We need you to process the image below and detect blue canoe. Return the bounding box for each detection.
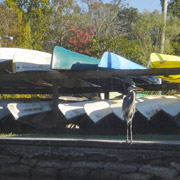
[98,52,161,84]
[98,52,146,70]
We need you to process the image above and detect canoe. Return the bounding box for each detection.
[136,95,180,120]
[0,47,23,71]
[0,102,11,119]
[0,47,53,73]
[0,99,28,119]
[84,101,112,123]
[7,101,52,120]
[13,50,52,73]
[99,52,146,70]
[0,48,23,62]
[51,46,100,70]
[149,53,180,83]
[110,95,180,121]
[161,99,180,117]
[149,53,180,68]
[98,51,161,84]
[109,99,124,120]
[58,101,88,120]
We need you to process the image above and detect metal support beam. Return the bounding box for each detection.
[104,92,109,99]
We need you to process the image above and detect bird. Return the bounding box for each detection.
[122,85,143,144]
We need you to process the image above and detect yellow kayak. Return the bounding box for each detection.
[149,53,180,83]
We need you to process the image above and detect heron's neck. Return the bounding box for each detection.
[129,90,136,98]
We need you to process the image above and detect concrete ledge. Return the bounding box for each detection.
[1,137,180,149]
[0,137,180,180]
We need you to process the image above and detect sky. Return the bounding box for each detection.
[128,0,163,12]
[103,0,171,13]
[0,0,170,13]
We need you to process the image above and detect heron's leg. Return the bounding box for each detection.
[126,122,129,143]
[130,120,133,144]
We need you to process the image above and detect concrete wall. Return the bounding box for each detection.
[0,138,180,180]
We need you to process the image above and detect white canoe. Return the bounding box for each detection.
[110,95,180,121]
[136,95,180,120]
[58,101,88,120]
[0,99,27,119]
[0,47,53,72]
[161,99,180,117]
[13,50,52,73]
[0,48,22,62]
[7,101,52,120]
[0,102,11,119]
[84,101,112,123]
[0,48,46,61]
[110,100,124,120]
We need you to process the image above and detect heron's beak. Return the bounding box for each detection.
[135,87,144,91]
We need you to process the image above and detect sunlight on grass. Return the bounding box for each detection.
[0,133,180,141]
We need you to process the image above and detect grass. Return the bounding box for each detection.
[0,133,180,141]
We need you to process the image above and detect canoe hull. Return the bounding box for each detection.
[99,52,161,84]
[8,101,52,120]
[149,53,180,83]
[51,46,100,70]
[84,101,112,123]
[98,52,146,70]
[13,51,52,73]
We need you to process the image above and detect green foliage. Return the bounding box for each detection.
[130,10,163,65]
[130,10,180,66]
[90,35,143,65]
[168,0,180,18]
[118,7,139,33]
[167,0,180,55]
[1,94,51,99]
[49,0,81,49]
[0,0,31,48]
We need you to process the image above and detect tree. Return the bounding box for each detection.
[117,7,138,34]
[130,10,180,65]
[79,0,128,40]
[90,35,142,64]
[168,0,180,17]
[167,0,180,55]
[48,0,81,50]
[67,25,93,55]
[70,0,129,57]
[5,0,53,51]
[0,0,31,48]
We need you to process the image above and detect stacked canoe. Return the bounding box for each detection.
[0,47,180,133]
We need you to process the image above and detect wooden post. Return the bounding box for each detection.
[52,80,59,129]
[104,91,109,99]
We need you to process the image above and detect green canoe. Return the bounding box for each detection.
[51,46,100,70]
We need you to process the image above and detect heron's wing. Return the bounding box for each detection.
[122,93,135,121]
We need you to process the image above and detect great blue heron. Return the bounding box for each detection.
[122,85,143,144]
